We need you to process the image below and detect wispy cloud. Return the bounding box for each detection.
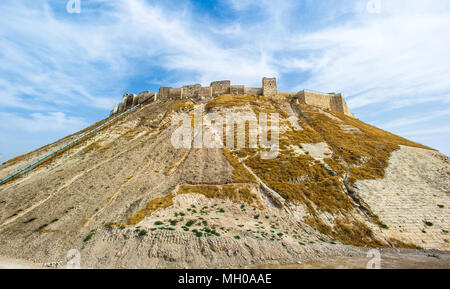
[379,110,450,130]
[0,111,88,133]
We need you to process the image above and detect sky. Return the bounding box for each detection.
[1,0,450,162]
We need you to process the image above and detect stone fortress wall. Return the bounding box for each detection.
[111,77,354,118]
[295,90,354,117]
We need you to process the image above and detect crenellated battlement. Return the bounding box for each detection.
[110,77,354,117]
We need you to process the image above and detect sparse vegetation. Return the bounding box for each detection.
[177,184,263,209]
[83,231,95,242]
[127,194,174,225]
[424,221,434,227]
[185,220,196,227]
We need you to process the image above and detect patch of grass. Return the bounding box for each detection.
[192,229,202,237]
[298,104,429,185]
[127,193,174,225]
[138,229,148,237]
[83,231,95,242]
[170,100,195,113]
[177,184,263,209]
[159,227,175,231]
[23,218,36,224]
[305,216,386,248]
[245,153,354,214]
[185,220,196,227]
[223,148,256,183]
[154,221,164,226]
[424,221,434,227]
[234,236,241,240]
[37,224,48,232]
[82,141,103,154]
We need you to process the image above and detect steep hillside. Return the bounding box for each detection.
[0,94,448,268]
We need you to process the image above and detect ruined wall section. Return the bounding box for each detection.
[211,80,231,97]
[198,87,212,99]
[262,77,277,97]
[182,84,201,99]
[158,87,171,101]
[110,77,353,118]
[169,88,182,99]
[296,90,354,117]
[230,85,245,95]
[244,87,262,96]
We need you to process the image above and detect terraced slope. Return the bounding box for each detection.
[0,94,448,268]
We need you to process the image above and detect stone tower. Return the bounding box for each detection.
[262,77,277,97]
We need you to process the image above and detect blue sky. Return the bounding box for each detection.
[1,0,450,162]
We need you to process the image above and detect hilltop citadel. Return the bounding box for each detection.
[111,77,354,118]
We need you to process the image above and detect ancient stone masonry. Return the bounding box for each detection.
[169,88,182,100]
[231,85,245,95]
[137,91,155,105]
[182,84,201,99]
[110,77,354,117]
[211,80,231,97]
[198,87,212,99]
[295,90,354,117]
[262,77,277,98]
[158,87,171,101]
[244,87,263,96]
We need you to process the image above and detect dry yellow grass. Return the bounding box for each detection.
[298,104,430,184]
[170,100,195,113]
[127,193,174,226]
[206,94,267,110]
[223,148,256,183]
[82,141,103,154]
[304,215,387,248]
[125,182,263,227]
[178,184,263,209]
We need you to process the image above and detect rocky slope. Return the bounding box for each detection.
[0,94,448,268]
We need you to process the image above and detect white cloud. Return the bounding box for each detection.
[379,109,450,130]
[292,3,450,111]
[0,112,88,134]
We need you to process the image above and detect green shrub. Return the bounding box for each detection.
[185,220,196,227]
[83,231,95,242]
